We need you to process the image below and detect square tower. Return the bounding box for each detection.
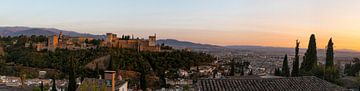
[106,33,114,42]
[148,34,156,47]
[48,35,59,48]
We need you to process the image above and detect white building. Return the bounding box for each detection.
[116,81,128,91]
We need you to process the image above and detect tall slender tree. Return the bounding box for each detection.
[68,57,77,91]
[282,54,290,77]
[51,78,57,91]
[301,34,318,72]
[274,68,279,76]
[274,68,282,76]
[230,58,235,76]
[292,40,300,77]
[325,38,334,68]
[40,81,44,91]
[107,56,113,70]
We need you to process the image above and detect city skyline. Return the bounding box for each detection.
[1,0,360,50]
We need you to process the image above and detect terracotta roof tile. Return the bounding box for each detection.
[196,76,348,91]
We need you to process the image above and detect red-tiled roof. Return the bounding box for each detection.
[196,76,348,91]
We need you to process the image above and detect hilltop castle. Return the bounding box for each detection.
[38,32,160,52]
[101,33,160,52]
[46,32,94,51]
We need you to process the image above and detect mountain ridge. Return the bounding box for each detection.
[0,26,104,39]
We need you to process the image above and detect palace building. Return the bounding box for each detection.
[101,33,160,52]
[38,32,159,52]
[46,32,94,51]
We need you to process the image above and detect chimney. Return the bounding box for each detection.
[105,70,116,91]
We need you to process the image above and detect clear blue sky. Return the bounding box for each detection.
[1,0,360,50]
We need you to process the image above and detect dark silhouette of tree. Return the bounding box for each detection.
[140,72,147,91]
[326,38,334,68]
[51,78,57,91]
[67,56,77,91]
[137,59,148,91]
[240,65,245,76]
[213,68,218,78]
[230,59,235,76]
[84,39,89,44]
[91,39,101,46]
[248,69,253,75]
[292,40,300,77]
[40,81,44,91]
[107,57,113,70]
[95,62,100,78]
[301,34,318,72]
[344,58,360,76]
[282,54,290,77]
[274,68,282,76]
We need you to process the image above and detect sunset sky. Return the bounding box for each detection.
[1,0,360,50]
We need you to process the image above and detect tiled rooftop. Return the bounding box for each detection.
[196,76,348,91]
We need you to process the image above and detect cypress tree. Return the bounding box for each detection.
[68,57,77,91]
[230,59,235,76]
[95,62,99,77]
[138,61,147,91]
[301,34,318,71]
[282,54,290,77]
[40,81,44,91]
[292,40,300,77]
[274,68,283,76]
[51,78,57,91]
[274,68,279,76]
[140,72,147,91]
[107,57,113,70]
[325,38,334,68]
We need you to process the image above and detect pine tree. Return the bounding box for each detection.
[282,54,290,77]
[292,40,300,77]
[301,34,318,72]
[325,38,334,68]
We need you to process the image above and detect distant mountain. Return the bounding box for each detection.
[158,39,360,58]
[157,39,221,49]
[226,45,360,57]
[157,39,240,55]
[0,26,104,39]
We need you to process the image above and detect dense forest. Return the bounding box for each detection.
[0,35,215,90]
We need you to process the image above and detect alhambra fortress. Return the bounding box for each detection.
[34,32,160,52]
[103,33,160,51]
